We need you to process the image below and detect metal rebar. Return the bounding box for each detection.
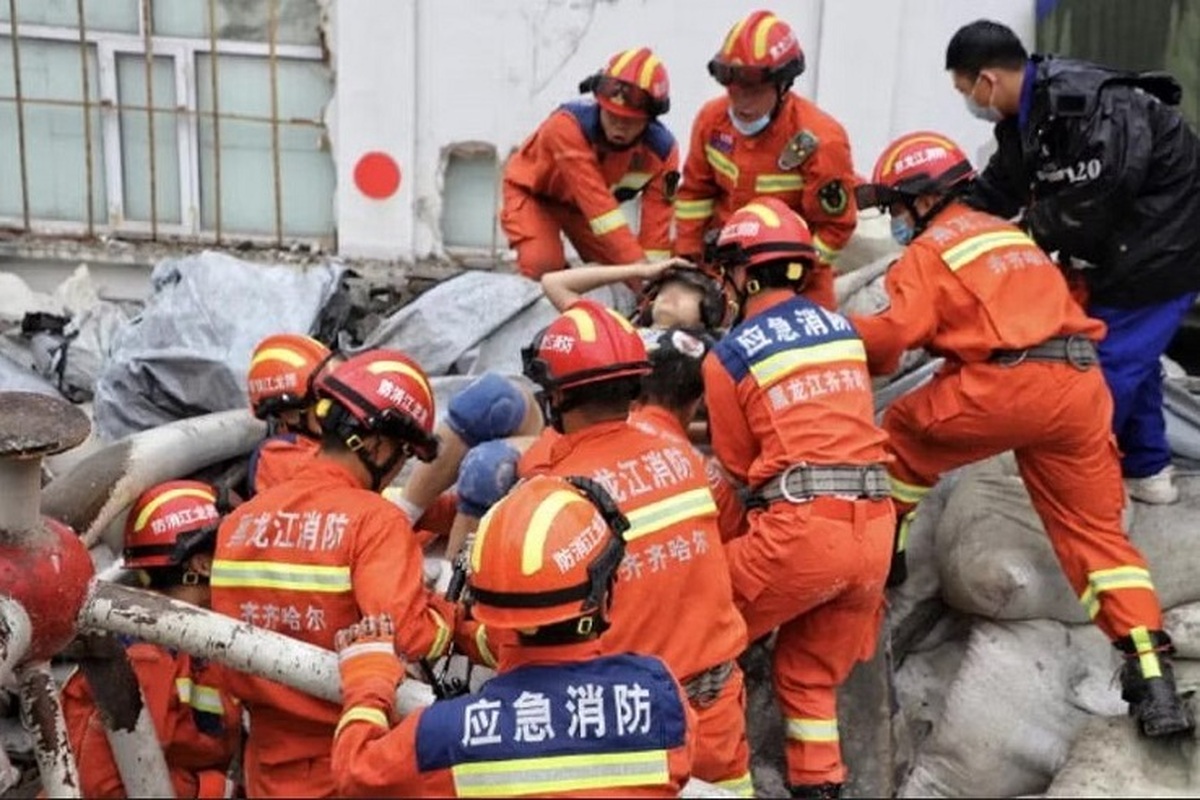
[140,0,158,239]
[18,661,81,798]
[0,93,321,126]
[206,0,222,242]
[267,0,283,247]
[76,0,94,236]
[6,0,30,230]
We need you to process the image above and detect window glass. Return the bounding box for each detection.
[153,0,321,46]
[0,0,139,34]
[117,53,181,224]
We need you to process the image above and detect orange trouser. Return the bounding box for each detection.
[244,740,335,799]
[691,664,753,796]
[884,360,1163,640]
[725,496,893,787]
[502,182,634,279]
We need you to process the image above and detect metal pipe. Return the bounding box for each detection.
[206,0,223,243]
[0,457,41,534]
[76,0,94,236]
[0,93,322,126]
[6,0,30,230]
[0,595,32,687]
[17,661,81,798]
[140,0,158,239]
[267,0,284,247]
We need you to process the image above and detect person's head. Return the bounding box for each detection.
[708,10,805,136]
[521,300,651,433]
[707,197,817,323]
[638,327,714,422]
[468,474,629,647]
[247,333,334,437]
[635,266,727,331]
[945,20,1030,121]
[580,47,670,147]
[855,131,978,245]
[124,480,234,607]
[312,349,440,491]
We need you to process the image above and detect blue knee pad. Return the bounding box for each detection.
[446,372,528,447]
[456,440,521,518]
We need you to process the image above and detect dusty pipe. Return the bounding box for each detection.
[18,661,81,798]
[0,595,32,686]
[42,409,266,548]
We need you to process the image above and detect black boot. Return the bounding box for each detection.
[1116,629,1195,738]
[789,782,842,799]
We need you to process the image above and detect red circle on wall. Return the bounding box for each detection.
[354,151,402,200]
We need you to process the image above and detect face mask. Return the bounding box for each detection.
[890,215,915,246]
[728,106,771,136]
[965,95,1004,123]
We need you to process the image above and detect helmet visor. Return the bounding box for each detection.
[707,60,772,87]
[854,182,903,211]
[594,75,657,115]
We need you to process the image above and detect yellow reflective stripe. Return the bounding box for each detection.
[250,346,308,368]
[476,624,498,668]
[748,339,867,388]
[753,15,781,60]
[888,474,930,505]
[522,489,590,575]
[716,772,755,797]
[452,749,669,797]
[942,231,1034,272]
[335,705,389,738]
[174,678,225,715]
[589,207,629,235]
[675,198,715,221]
[644,250,671,260]
[1078,566,1156,619]
[133,487,215,533]
[614,171,652,191]
[786,717,839,742]
[610,48,641,77]
[625,487,717,542]
[895,510,917,554]
[637,54,661,91]
[705,145,740,183]
[754,173,805,193]
[1130,625,1163,680]
[210,560,352,593]
[364,359,433,398]
[427,607,452,660]
[812,234,840,262]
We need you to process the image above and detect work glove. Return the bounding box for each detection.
[335,614,405,714]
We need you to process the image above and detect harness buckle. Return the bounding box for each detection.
[778,463,813,504]
[1064,334,1093,372]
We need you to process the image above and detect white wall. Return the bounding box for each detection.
[331,0,1035,261]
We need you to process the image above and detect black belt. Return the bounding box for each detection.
[749,463,891,508]
[990,335,1098,370]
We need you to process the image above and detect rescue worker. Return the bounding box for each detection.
[501,47,680,279]
[212,349,487,797]
[851,131,1193,738]
[522,300,753,795]
[702,197,894,798]
[329,474,695,797]
[245,333,333,495]
[945,20,1200,504]
[61,480,241,798]
[675,10,857,311]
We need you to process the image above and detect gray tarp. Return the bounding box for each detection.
[93,251,345,440]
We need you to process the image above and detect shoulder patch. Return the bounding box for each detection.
[640,119,676,162]
[778,129,819,171]
[818,180,849,216]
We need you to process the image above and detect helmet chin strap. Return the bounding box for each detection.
[353,438,409,492]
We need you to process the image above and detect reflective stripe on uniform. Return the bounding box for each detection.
[625,487,718,542]
[786,717,839,743]
[451,749,670,797]
[895,509,917,554]
[888,474,931,506]
[754,173,804,193]
[1130,625,1163,680]
[748,339,866,388]
[427,607,452,660]
[1079,566,1156,619]
[589,208,629,235]
[644,250,671,260]
[335,705,389,738]
[716,772,755,797]
[613,172,653,192]
[175,677,225,715]
[705,145,739,183]
[812,234,840,262]
[941,230,1034,272]
[675,198,715,221]
[209,559,352,593]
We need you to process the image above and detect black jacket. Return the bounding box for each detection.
[965,55,1200,307]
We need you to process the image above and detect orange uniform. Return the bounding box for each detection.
[332,642,694,798]
[525,419,752,794]
[502,101,680,278]
[211,458,465,798]
[703,292,893,787]
[850,203,1165,643]
[674,93,857,310]
[61,643,241,798]
[247,433,319,496]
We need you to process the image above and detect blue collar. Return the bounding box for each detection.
[1018,60,1037,131]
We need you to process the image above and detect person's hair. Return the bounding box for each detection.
[945,20,1029,76]
[750,259,811,291]
[558,376,640,416]
[141,565,191,590]
[640,344,705,412]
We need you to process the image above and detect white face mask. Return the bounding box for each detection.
[728,106,771,137]
[965,94,1004,123]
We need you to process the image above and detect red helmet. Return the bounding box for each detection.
[708,10,805,88]
[469,474,628,631]
[580,47,670,119]
[855,131,977,210]
[708,197,817,279]
[523,300,651,392]
[634,264,729,331]
[247,333,331,419]
[313,349,440,463]
[124,480,225,569]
